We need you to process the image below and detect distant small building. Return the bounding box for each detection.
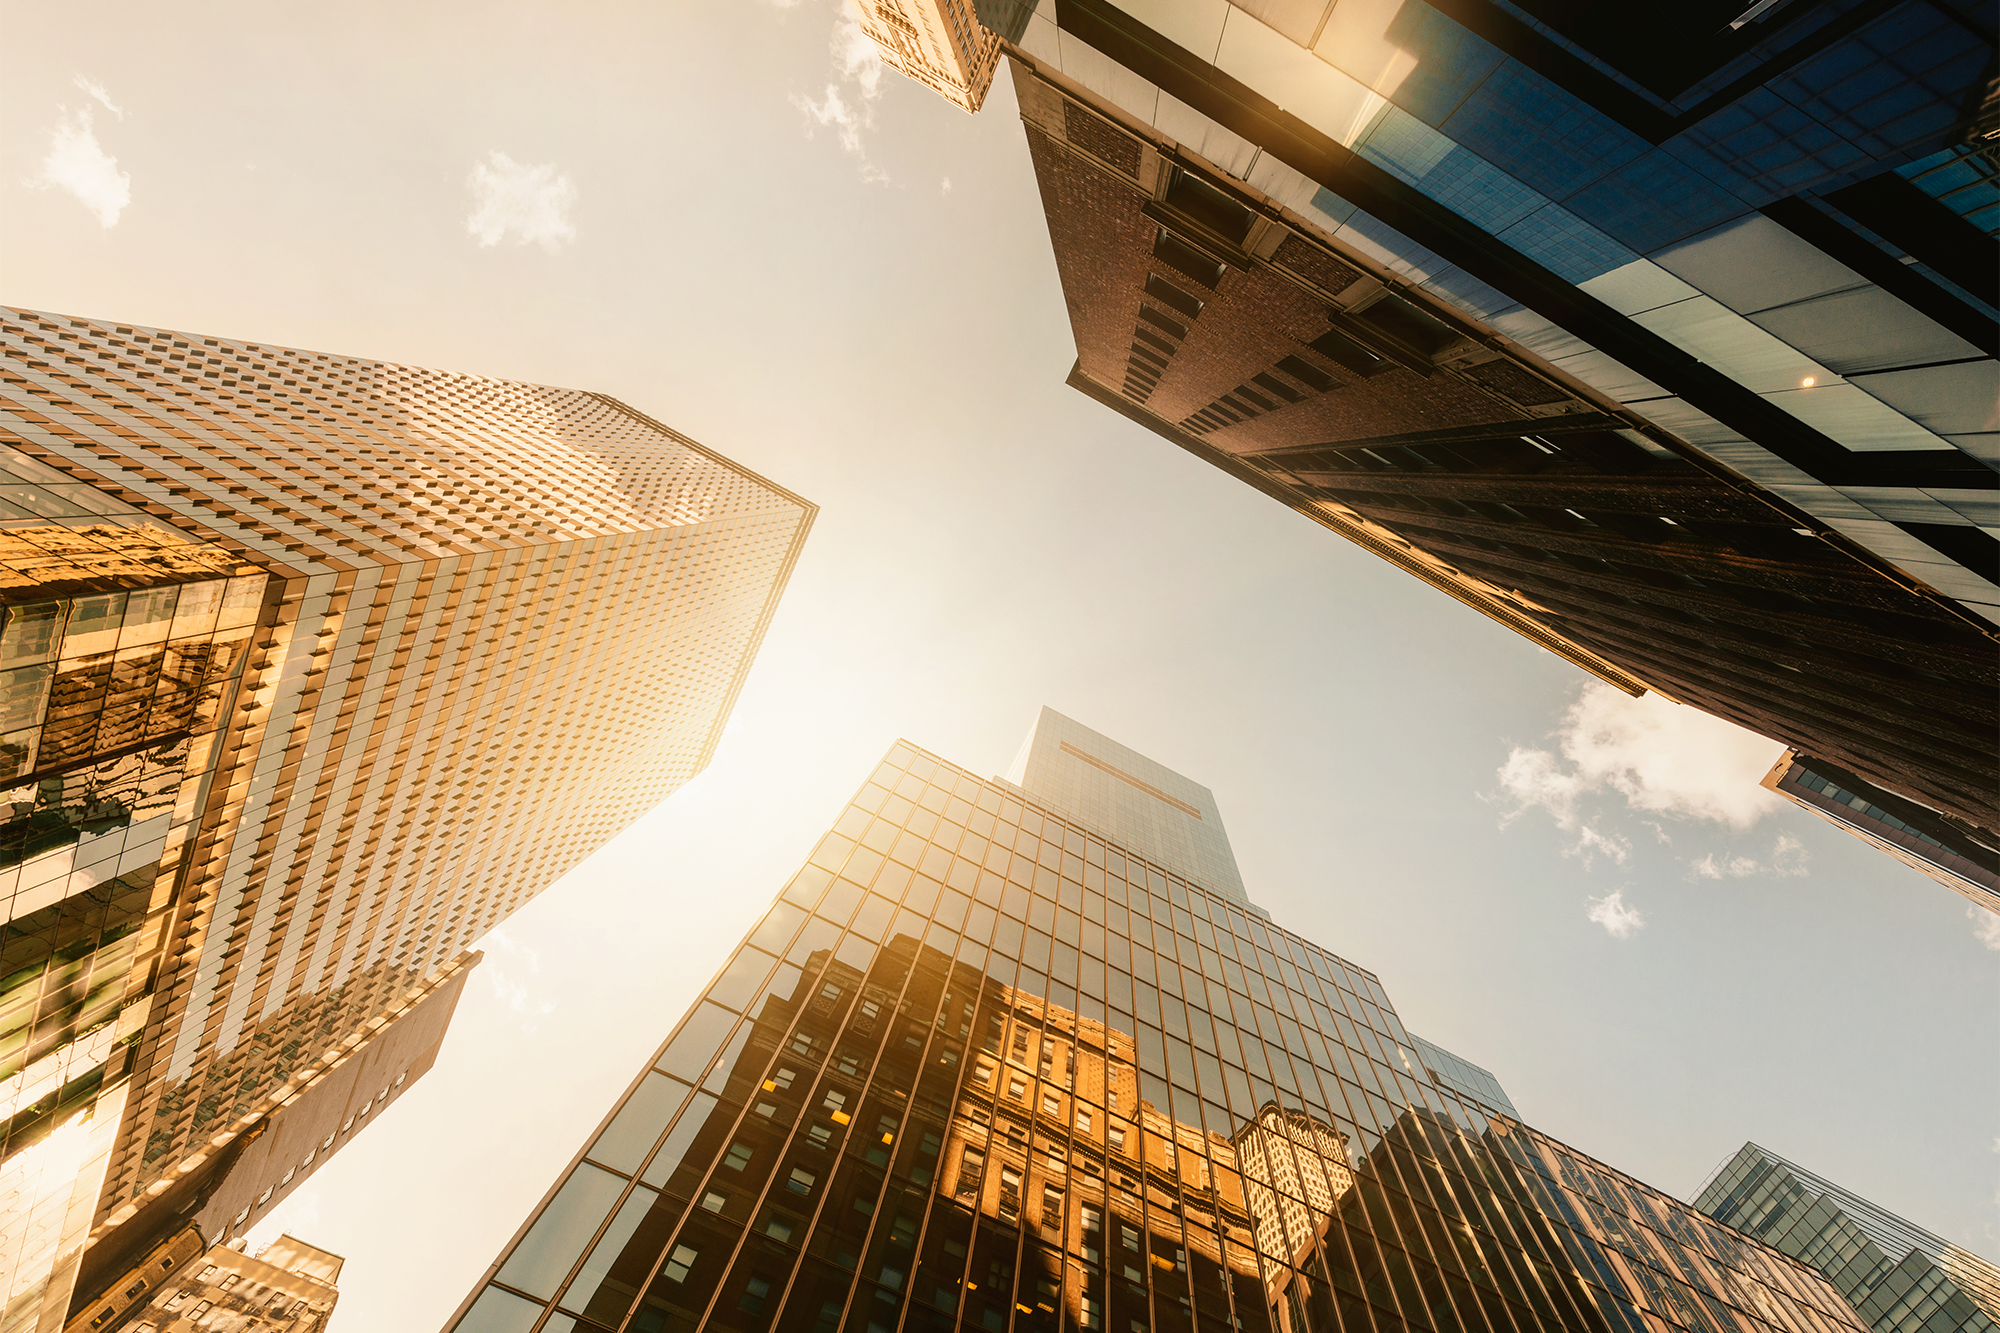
[71,1232,340,1333]
[1761,750,2000,914]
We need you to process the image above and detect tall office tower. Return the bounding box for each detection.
[450,726,1874,1333]
[864,2,2000,878]
[1695,1143,2000,1332]
[1758,750,2000,912]
[0,309,815,1331]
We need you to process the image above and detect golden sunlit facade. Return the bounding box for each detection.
[449,737,1875,1333]
[852,0,1003,113]
[0,309,815,1331]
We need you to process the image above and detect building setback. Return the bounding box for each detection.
[448,722,1877,1333]
[1695,1143,1999,1332]
[863,0,2000,885]
[0,309,815,1330]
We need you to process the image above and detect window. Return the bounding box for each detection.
[664,1245,698,1283]
[788,1167,818,1195]
[220,1275,240,1290]
[823,1090,847,1113]
[1108,1126,1126,1153]
[767,1219,795,1242]
[755,1100,780,1119]
[820,983,842,1003]
[765,1067,797,1092]
[702,1191,727,1212]
[1076,1108,1093,1133]
[1042,1093,1060,1115]
[1009,1077,1027,1099]
[189,1305,213,1319]
[1164,169,1255,243]
[1013,1029,1029,1057]
[723,1142,754,1171]
[808,1123,835,1149]
[1138,306,1189,341]
[740,1277,773,1313]
[1307,327,1388,377]
[1152,230,1224,288]
[959,1148,985,1198]
[860,999,881,1020]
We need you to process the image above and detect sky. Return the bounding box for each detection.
[1,2,1994,1328]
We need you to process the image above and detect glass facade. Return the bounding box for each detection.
[453,739,1873,1333]
[1695,1144,2000,1333]
[1402,1038,1514,1122]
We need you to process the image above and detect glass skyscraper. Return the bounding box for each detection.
[859,0,1999,898]
[450,717,1875,1333]
[0,309,815,1331]
[1695,1143,1999,1333]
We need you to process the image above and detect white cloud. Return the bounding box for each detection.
[1570,826,1631,868]
[942,176,952,195]
[465,152,577,250]
[29,106,130,227]
[1498,682,1787,829]
[793,12,889,181]
[72,76,124,118]
[1585,889,1645,939]
[1971,907,2000,952]
[1690,832,1811,881]
[480,927,558,1033]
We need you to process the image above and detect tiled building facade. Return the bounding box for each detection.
[448,732,1878,1333]
[0,310,815,1331]
[1695,1144,1999,1332]
[859,0,1999,886]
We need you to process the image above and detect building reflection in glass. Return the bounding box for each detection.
[450,742,1872,1333]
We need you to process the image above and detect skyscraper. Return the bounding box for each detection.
[1758,750,1999,912]
[448,718,1876,1333]
[861,2,1999,885]
[1695,1143,1999,1332]
[0,309,815,1330]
